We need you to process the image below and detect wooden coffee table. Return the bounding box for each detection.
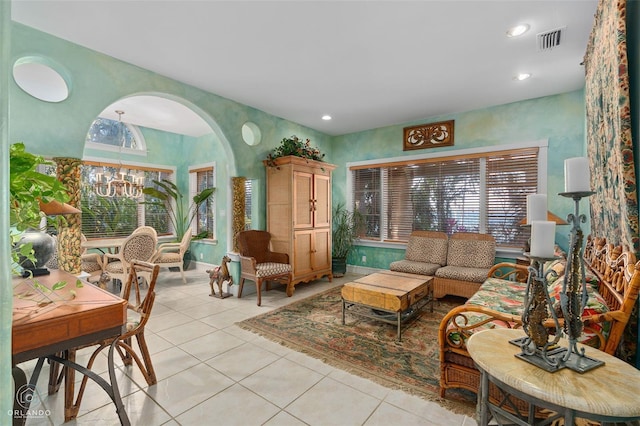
[341,270,433,341]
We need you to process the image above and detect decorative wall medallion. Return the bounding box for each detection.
[403,120,454,151]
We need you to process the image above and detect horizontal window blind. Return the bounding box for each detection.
[385,159,480,241]
[81,163,172,239]
[486,149,538,248]
[349,147,539,245]
[353,168,382,239]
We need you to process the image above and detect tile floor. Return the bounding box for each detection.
[17,267,478,426]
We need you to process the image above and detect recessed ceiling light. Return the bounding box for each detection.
[322,115,332,121]
[506,24,530,38]
[514,73,532,81]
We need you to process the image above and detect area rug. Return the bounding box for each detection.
[237,286,475,416]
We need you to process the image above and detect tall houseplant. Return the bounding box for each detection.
[142,178,214,247]
[10,143,70,274]
[332,202,363,277]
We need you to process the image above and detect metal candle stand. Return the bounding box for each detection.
[513,190,604,373]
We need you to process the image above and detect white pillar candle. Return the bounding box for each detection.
[526,194,547,225]
[530,220,556,258]
[564,157,591,193]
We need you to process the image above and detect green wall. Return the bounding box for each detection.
[9,22,334,265]
[334,90,586,270]
[9,21,588,271]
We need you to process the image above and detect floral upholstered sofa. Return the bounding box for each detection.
[438,235,640,399]
[390,231,496,299]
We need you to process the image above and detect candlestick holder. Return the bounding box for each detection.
[513,190,604,373]
[557,190,603,373]
[512,254,565,372]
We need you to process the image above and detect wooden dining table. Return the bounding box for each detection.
[12,270,130,425]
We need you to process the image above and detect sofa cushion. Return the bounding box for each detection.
[389,260,440,276]
[547,273,608,318]
[446,237,495,268]
[435,265,491,283]
[405,234,448,265]
[451,276,611,348]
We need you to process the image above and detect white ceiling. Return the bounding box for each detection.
[11,1,598,137]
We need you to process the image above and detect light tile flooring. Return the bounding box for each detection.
[17,267,477,426]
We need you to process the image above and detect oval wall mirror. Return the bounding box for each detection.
[13,57,70,103]
[241,121,262,146]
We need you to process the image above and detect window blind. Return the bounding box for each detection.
[349,147,539,245]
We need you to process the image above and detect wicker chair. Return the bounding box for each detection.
[236,230,293,306]
[152,232,191,284]
[80,234,104,283]
[48,261,160,421]
[104,231,157,287]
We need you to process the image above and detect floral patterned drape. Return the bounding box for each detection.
[584,0,637,255]
[584,0,637,364]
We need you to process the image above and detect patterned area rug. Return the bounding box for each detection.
[237,286,475,416]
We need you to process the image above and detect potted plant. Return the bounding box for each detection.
[265,135,325,167]
[332,202,364,277]
[142,179,214,269]
[10,142,71,275]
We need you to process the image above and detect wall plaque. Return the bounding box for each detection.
[403,120,454,151]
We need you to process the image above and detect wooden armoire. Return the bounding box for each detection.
[264,156,336,287]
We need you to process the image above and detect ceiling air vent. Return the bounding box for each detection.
[537,27,565,51]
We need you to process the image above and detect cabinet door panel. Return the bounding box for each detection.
[314,174,331,228]
[293,230,313,276]
[312,228,331,271]
[293,172,313,229]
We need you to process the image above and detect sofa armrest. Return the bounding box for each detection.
[487,262,528,282]
[439,304,523,354]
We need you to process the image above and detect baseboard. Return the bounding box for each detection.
[347,265,384,275]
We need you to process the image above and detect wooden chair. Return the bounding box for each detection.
[236,230,293,306]
[152,232,191,284]
[48,261,160,421]
[103,231,157,287]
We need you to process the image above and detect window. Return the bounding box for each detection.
[85,117,146,154]
[189,165,215,239]
[81,162,172,238]
[350,146,542,248]
[244,179,253,230]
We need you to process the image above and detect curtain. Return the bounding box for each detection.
[584,0,637,254]
[584,0,637,364]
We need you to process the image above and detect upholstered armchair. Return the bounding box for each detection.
[236,230,293,306]
[151,232,191,284]
[104,231,157,286]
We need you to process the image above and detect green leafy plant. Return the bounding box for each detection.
[266,135,325,166]
[10,142,70,273]
[142,179,215,241]
[332,202,364,259]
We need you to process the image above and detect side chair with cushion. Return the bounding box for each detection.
[152,232,192,284]
[104,231,157,287]
[132,225,158,240]
[80,234,104,283]
[236,230,293,306]
[48,260,160,422]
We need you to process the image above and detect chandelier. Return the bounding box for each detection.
[93,110,145,199]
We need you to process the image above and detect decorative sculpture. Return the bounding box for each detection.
[207,255,232,299]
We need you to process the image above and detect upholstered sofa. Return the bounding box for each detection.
[390,231,496,299]
[438,235,640,401]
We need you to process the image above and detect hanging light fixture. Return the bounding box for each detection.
[93,110,144,199]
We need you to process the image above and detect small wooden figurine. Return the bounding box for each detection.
[207,255,232,298]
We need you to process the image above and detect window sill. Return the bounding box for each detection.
[354,240,523,261]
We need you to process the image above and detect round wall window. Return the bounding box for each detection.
[13,56,70,103]
[241,122,262,146]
